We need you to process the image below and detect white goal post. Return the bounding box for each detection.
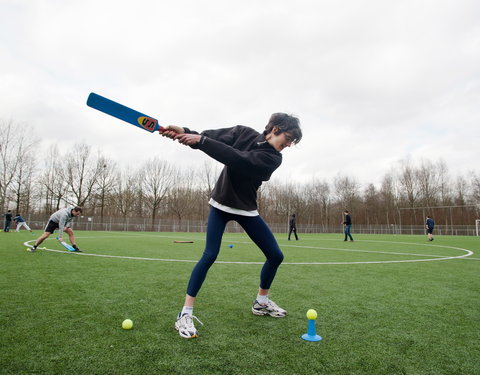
[476,219,480,237]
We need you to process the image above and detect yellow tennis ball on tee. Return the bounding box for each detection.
[122,319,133,330]
[306,309,317,320]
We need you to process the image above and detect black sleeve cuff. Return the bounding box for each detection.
[189,135,206,149]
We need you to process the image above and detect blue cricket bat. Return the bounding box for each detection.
[86,93,164,133]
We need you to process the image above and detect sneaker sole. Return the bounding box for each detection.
[251,308,287,318]
[175,323,199,339]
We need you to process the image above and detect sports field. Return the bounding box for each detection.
[1,231,479,375]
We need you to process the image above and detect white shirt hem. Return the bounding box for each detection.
[209,198,259,217]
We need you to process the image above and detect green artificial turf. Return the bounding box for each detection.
[1,231,479,374]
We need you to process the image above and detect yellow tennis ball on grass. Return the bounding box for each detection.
[122,319,133,330]
[306,309,317,320]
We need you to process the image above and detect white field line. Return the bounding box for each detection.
[41,234,475,259]
[23,237,475,265]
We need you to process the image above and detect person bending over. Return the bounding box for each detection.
[30,206,83,252]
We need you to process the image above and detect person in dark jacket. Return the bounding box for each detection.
[425,216,435,241]
[288,213,299,240]
[342,210,354,242]
[3,210,13,232]
[161,113,302,339]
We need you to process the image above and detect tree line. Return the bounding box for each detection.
[1,120,479,230]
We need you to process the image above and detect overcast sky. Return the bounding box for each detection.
[1,0,479,187]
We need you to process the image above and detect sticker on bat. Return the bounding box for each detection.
[137,116,158,132]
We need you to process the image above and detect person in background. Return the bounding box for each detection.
[30,206,83,252]
[342,210,354,242]
[3,210,13,232]
[13,214,33,233]
[288,213,299,240]
[425,215,435,241]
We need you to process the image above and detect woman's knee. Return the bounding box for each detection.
[269,250,284,266]
[199,251,218,266]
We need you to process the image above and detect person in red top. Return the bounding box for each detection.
[161,113,302,339]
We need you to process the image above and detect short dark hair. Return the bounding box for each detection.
[263,113,302,144]
[73,206,83,213]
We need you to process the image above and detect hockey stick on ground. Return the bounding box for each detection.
[56,237,75,252]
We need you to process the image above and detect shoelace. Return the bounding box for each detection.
[266,300,286,313]
[181,314,204,327]
[267,300,280,310]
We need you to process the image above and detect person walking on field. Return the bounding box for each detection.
[288,213,299,240]
[161,113,302,339]
[343,210,354,242]
[13,214,33,233]
[29,206,83,252]
[3,210,13,232]
[425,216,435,241]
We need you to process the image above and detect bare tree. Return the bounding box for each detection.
[470,172,480,206]
[113,167,140,225]
[363,183,381,225]
[397,159,420,224]
[94,155,117,221]
[263,182,291,217]
[168,169,197,226]
[11,151,36,214]
[302,178,331,227]
[454,175,468,206]
[0,120,37,211]
[471,172,480,221]
[191,161,220,220]
[63,142,103,206]
[289,184,309,218]
[5,126,38,214]
[416,159,441,208]
[334,175,360,210]
[437,160,451,205]
[380,173,398,225]
[41,145,70,212]
[140,157,174,228]
[314,180,331,226]
[4,121,480,230]
[199,161,219,199]
[0,121,15,210]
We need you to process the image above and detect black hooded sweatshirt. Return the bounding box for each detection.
[186,125,282,211]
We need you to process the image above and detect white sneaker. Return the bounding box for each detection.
[175,313,203,339]
[252,299,287,318]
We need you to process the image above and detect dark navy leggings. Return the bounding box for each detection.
[186,206,284,297]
